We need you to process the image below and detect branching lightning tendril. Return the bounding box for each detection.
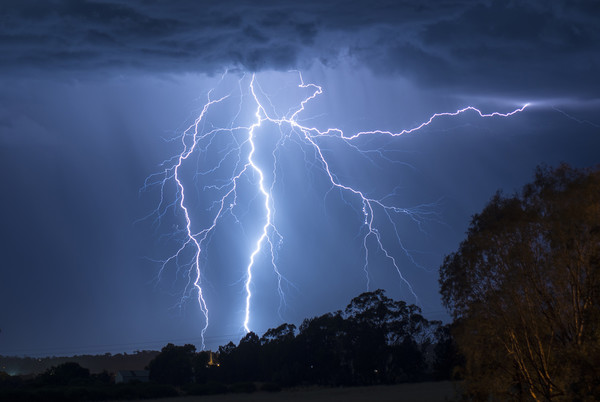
[143,71,528,348]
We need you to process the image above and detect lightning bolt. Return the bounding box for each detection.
[143,70,528,348]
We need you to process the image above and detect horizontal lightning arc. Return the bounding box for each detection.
[334,104,529,140]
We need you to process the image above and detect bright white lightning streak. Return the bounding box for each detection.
[169,92,230,350]
[243,78,272,333]
[146,71,528,345]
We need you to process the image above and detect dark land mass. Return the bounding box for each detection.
[0,351,158,376]
[135,382,458,402]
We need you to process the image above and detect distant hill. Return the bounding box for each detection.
[0,350,159,376]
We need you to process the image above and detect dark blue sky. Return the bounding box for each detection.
[0,0,599,356]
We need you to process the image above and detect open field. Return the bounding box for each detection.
[135,381,458,402]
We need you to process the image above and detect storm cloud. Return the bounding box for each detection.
[1,0,598,97]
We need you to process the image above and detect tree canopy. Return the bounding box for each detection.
[145,289,447,387]
[440,164,600,401]
[147,343,196,386]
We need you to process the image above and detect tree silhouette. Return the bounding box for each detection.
[39,362,90,386]
[297,312,350,385]
[148,343,196,385]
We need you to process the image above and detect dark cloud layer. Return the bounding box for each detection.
[1,0,598,97]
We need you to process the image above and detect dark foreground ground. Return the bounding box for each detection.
[128,381,458,402]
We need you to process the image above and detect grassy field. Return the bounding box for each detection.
[137,381,459,402]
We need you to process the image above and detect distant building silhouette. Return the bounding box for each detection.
[115,370,149,383]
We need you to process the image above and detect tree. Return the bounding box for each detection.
[432,323,463,381]
[148,343,196,385]
[39,362,90,386]
[216,332,262,382]
[233,331,261,381]
[440,164,600,401]
[260,323,298,385]
[297,312,350,385]
[260,323,296,345]
[192,351,212,384]
[344,289,437,383]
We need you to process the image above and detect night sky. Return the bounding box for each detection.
[1,0,599,356]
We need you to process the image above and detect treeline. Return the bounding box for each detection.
[0,289,459,401]
[0,350,158,376]
[0,362,177,402]
[149,289,458,389]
